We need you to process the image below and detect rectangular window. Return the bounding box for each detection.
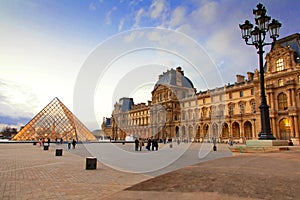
[276,58,284,71]
[240,91,243,97]
[251,88,254,95]
[298,75,300,83]
[229,92,232,99]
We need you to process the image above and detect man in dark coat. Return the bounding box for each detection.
[134,138,139,151]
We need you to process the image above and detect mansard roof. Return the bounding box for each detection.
[154,67,195,89]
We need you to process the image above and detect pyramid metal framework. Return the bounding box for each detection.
[12,97,96,141]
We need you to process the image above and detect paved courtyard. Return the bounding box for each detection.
[0,143,149,200]
[0,142,299,200]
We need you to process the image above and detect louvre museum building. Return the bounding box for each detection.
[102,33,300,144]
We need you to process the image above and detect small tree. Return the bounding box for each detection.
[0,127,18,139]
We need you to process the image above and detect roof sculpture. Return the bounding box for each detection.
[12,97,96,141]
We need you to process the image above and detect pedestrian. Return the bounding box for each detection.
[47,138,50,146]
[134,138,139,151]
[151,139,155,151]
[147,138,151,151]
[72,139,77,149]
[139,138,143,151]
[68,139,71,150]
[154,139,158,151]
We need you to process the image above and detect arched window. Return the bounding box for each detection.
[202,108,207,118]
[276,58,284,71]
[278,93,288,110]
[240,91,243,97]
[240,103,245,114]
[251,102,256,113]
[228,105,234,116]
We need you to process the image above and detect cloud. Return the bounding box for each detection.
[132,8,144,28]
[118,18,125,31]
[169,6,186,28]
[89,2,97,11]
[0,79,38,119]
[150,0,165,19]
[105,6,117,25]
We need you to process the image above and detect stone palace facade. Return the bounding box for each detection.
[102,33,300,143]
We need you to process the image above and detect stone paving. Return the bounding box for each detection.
[114,147,300,200]
[0,143,150,200]
[0,142,299,200]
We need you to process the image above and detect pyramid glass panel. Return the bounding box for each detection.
[12,97,96,141]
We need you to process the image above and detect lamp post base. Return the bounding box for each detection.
[258,132,276,140]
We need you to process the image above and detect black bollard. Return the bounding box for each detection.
[55,149,63,156]
[86,157,97,170]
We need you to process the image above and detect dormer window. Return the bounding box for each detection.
[278,79,284,86]
[276,58,284,72]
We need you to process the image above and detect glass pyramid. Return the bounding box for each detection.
[12,97,96,141]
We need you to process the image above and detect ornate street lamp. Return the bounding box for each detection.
[239,3,281,140]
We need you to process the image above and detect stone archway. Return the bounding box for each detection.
[232,122,240,139]
[203,124,209,139]
[196,125,201,142]
[188,125,193,141]
[222,123,229,139]
[244,121,252,139]
[176,126,180,138]
[182,126,186,138]
[279,118,291,140]
[212,123,218,138]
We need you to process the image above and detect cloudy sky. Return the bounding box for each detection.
[0,0,299,130]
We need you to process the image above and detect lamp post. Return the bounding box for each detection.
[239,3,281,140]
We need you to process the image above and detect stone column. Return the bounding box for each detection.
[270,92,274,110]
[293,115,299,141]
[291,89,296,107]
[290,116,295,138]
[271,117,277,139]
[288,89,293,107]
[252,119,256,138]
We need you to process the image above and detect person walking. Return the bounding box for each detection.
[154,139,158,151]
[147,138,152,151]
[139,138,143,151]
[134,138,139,151]
[68,139,71,150]
[72,139,77,149]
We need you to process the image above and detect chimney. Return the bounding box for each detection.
[236,74,245,83]
[247,72,254,81]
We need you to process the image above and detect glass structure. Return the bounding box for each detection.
[12,97,96,141]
